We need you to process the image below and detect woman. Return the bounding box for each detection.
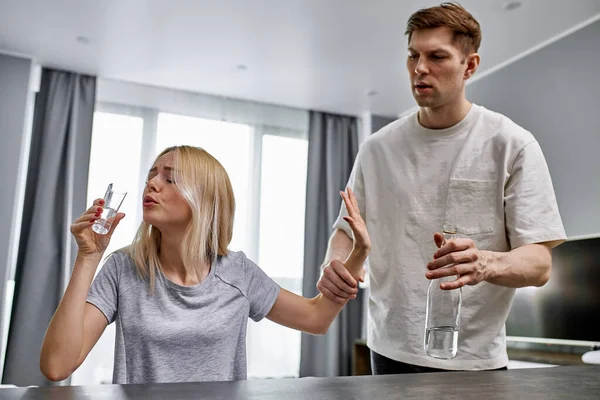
[40,145,370,384]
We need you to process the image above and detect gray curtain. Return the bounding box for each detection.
[2,69,96,386]
[300,110,362,377]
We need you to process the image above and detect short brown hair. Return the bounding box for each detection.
[405,2,482,55]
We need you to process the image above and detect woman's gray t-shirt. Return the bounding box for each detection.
[86,250,280,384]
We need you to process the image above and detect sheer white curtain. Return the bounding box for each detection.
[71,79,308,384]
[249,131,308,378]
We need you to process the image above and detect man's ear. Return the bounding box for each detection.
[464,53,480,80]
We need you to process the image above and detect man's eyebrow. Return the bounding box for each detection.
[408,47,450,54]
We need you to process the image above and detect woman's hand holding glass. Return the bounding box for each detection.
[70,198,125,257]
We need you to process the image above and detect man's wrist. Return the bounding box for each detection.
[482,250,501,282]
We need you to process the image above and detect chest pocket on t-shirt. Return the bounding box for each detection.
[444,179,496,235]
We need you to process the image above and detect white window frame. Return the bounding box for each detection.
[95,101,307,263]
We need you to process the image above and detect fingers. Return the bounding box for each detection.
[426,262,468,280]
[74,212,99,224]
[347,187,359,210]
[317,262,359,302]
[434,232,444,248]
[75,200,105,222]
[319,273,357,300]
[72,199,109,235]
[434,238,473,259]
[340,188,369,249]
[340,190,353,217]
[72,203,104,232]
[321,279,356,301]
[340,188,359,218]
[86,198,105,213]
[330,260,359,288]
[427,250,477,271]
[317,282,349,304]
[440,274,472,290]
[70,220,96,234]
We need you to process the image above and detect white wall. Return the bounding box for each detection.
[96,78,308,134]
[466,19,600,239]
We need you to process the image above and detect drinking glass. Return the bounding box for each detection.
[91,183,127,235]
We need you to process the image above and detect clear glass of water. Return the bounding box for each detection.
[91,183,127,235]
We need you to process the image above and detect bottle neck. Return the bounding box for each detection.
[442,232,456,244]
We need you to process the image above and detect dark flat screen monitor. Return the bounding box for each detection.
[506,236,600,343]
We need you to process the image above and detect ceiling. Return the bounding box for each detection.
[1,0,600,117]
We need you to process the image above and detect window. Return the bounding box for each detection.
[247,134,308,378]
[155,113,253,252]
[258,134,308,282]
[72,111,145,385]
[86,112,144,258]
[72,102,308,384]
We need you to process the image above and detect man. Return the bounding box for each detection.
[318,2,566,374]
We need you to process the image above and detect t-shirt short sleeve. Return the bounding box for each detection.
[504,141,567,248]
[87,253,121,323]
[243,254,280,322]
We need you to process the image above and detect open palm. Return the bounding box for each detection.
[341,188,371,252]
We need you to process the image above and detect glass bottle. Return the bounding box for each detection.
[424,224,461,359]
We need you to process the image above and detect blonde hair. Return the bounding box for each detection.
[128,145,235,291]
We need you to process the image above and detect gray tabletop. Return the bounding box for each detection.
[2,365,599,399]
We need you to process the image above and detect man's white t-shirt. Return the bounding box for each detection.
[333,104,566,370]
